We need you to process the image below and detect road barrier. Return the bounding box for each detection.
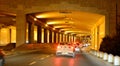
[103,53,108,61]
[90,50,120,66]
[114,56,120,65]
[99,52,103,58]
[108,54,114,63]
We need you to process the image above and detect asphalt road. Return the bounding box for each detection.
[4,52,95,66]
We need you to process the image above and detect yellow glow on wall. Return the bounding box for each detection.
[26,24,28,43]
[54,26,71,28]
[56,33,58,43]
[91,16,105,50]
[11,27,16,43]
[41,28,44,43]
[47,30,49,43]
[36,15,47,18]
[34,26,37,42]
[47,21,73,25]
[52,32,54,43]
[0,28,10,46]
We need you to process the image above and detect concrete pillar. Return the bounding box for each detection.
[66,34,68,42]
[64,34,66,42]
[59,33,62,43]
[63,34,65,42]
[56,33,58,43]
[97,26,100,50]
[9,29,12,43]
[44,28,47,43]
[58,33,60,43]
[41,28,44,43]
[54,32,56,43]
[37,25,42,43]
[61,33,63,42]
[105,15,110,36]
[28,22,34,43]
[16,11,26,47]
[69,35,71,42]
[49,30,52,43]
[47,30,49,43]
[67,34,69,42]
[52,31,54,43]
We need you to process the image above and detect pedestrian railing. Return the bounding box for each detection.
[89,50,120,66]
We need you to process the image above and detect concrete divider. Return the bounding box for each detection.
[89,50,120,66]
[83,51,113,66]
[108,54,114,63]
[94,51,97,56]
[103,53,108,61]
[97,51,100,57]
[99,52,103,58]
[114,56,120,65]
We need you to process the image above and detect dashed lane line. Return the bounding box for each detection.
[40,57,45,60]
[46,55,50,58]
[29,61,36,65]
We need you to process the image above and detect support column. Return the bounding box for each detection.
[9,29,12,43]
[47,30,49,43]
[58,33,60,43]
[44,28,47,43]
[59,33,62,43]
[41,28,44,43]
[65,34,67,42]
[52,31,54,43]
[67,34,69,42]
[37,25,42,43]
[28,22,34,44]
[61,33,63,42]
[54,32,56,43]
[16,11,26,47]
[63,34,65,42]
[49,30,52,43]
[56,33,58,43]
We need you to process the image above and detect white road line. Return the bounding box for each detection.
[40,58,44,60]
[46,55,50,57]
[29,61,36,65]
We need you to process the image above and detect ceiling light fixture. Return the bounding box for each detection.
[34,18,37,21]
[45,24,48,27]
[53,27,55,30]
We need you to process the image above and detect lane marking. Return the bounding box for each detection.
[40,58,44,60]
[46,55,50,58]
[29,61,36,65]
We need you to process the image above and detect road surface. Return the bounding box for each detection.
[4,51,96,66]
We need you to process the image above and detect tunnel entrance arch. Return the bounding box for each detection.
[25,2,109,50]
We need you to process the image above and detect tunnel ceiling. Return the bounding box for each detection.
[32,11,104,35]
[0,11,16,27]
[0,10,104,36]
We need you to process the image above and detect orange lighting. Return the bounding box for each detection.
[53,28,55,30]
[34,18,37,21]
[45,24,48,27]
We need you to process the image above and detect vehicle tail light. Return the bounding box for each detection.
[69,46,73,49]
[71,47,73,49]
